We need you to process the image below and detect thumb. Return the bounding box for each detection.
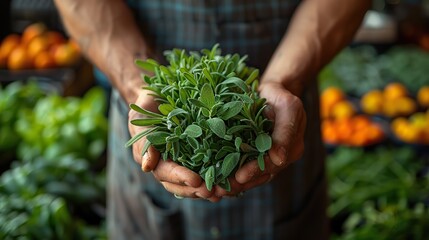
[260,83,306,167]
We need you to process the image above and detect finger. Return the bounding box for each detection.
[161,182,215,199]
[241,174,271,192]
[152,160,202,187]
[141,145,160,172]
[269,96,304,167]
[235,157,268,184]
[214,178,244,197]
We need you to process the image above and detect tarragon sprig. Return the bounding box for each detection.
[126,44,272,191]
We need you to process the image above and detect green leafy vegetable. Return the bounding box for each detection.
[129,44,272,191]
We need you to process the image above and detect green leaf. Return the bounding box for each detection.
[235,137,242,152]
[257,153,265,171]
[206,118,226,138]
[255,133,272,152]
[184,124,202,138]
[188,99,210,110]
[205,166,215,191]
[219,101,243,120]
[240,143,257,152]
[191,153,205,163]
[203,68,214,84]
[187,137,199,149]
[217,178,231,192]
[182,71,198,85]
[158,103,174,116]
[135,59,158,72]
[220,77,248,93]
[245,69,259,85]
[146,132,170,145]
[200,83,215,108]
[141,140,151,156]
[130,104,163,118]
[179,88,188,105]
[167,108,188,119]
[227,125,251,134]
[130,118,163,126]
[159,65,173,77]
[215,148,229,160]
[125,127,158,147]
[221,152,240,177]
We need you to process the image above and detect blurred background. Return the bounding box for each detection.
[0,0,429,239]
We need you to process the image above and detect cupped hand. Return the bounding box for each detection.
[128,90,221,202]
[215,81,307,197]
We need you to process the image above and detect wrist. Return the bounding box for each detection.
[261,72,306,97]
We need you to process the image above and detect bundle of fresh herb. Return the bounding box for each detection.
[127,44,272,191]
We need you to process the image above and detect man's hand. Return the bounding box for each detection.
[215,81,307,197]
[128,91,221,202]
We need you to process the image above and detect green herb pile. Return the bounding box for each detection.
[128,45,272,191]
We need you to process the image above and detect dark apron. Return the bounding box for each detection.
[107,1,328,239]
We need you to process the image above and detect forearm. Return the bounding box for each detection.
[53,0,152,103]
[263,0,371,96]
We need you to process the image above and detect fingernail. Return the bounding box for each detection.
[141,154,149,171]
[184,181,191,187]
[274,147,287,167]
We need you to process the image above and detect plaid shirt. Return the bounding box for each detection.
[107,1,328,239]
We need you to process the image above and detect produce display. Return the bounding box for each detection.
[320,87,386,147]
[15,87,108,162]
[328,146,429,240]
[360,82,420,118]
[0,23,81,70]
[0,82,108,239]
[322,45,429,240]
[0,81,46,153]
[128,45,272,191]
[322,115,385,147]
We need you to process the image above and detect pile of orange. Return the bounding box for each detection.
[391,111,429,145]
[0,23,81,70]
[360,83,418,118]
[322,115,385,147]
[320,87,356,119]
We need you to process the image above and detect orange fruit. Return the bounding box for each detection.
[0,34,21,59]
[321,87,345,107]
[354,115,371,131]
[417,86,429,108]
[34,51,56,69]
[391,117,408,133]
[361,90,384,115]
[7,46,31,70]
[322,120,339,144]
[27,36,50,60]
[22,23,47,46]
[331,101,356,119]
[320,87,346,119]
[383,82,409,100]
[45,31,66,46]
[396,97,417,116]
[53,42,80,67]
